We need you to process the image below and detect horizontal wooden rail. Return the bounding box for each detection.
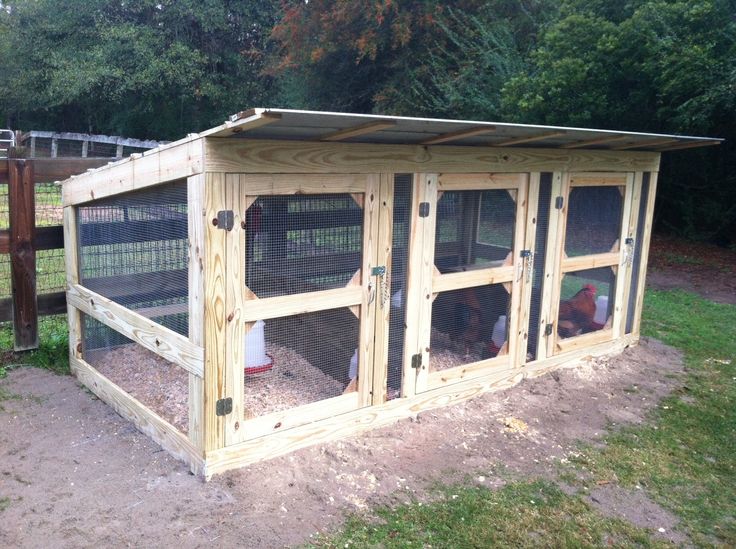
[0,157,113,183]
[67,283,204,377]
[0,291,66,322]
[0,225,64,254]
[241,286,362,322]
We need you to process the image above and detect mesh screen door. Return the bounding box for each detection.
[550,173,634,355]
[412,173,529,393]
[224,174,384,443]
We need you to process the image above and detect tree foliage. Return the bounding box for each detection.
[0,0,733,241]
[0,0,280,138]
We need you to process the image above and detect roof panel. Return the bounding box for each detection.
[198,108,722,151]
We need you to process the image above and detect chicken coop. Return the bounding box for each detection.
[62,109,720,477]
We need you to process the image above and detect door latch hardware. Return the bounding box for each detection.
[371,266,386,276]
[520,249,535,283]
[411,353,422,369]
[419,202,430,217]
[623,237,635,266]
[555,196,564,210]
[216,397,233,416]
[216,210,234,231]
[545,323,554,336]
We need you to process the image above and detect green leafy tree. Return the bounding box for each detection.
[0,0,281,139]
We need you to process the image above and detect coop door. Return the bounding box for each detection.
[224,174,384,444]
[548,173,635,356]
[410,173,529,394]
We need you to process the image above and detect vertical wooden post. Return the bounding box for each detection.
[64,206,83,367]
[81,140,88,158]
[50,138,58,158]
[115,144,124,158]
[8,157,38,350]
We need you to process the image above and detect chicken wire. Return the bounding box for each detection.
[245,194,363,298]
[77,180,189,336]
[565,186,624,256]
[557,267,616,339]
[36,182,63,227]
[527,173,553,360]
[243,308,359,419]
[430,284,511,371]
[82,313,189,434]
[435,189,516,272]
[387,174,412,397]
[626,173,651,334]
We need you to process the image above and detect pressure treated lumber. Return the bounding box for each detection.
[204,138,661,175]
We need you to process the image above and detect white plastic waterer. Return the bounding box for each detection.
[489,315,507,356]
[592,295,609,329]
[244,320,273,374]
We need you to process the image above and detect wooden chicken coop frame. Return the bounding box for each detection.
[61,109,720,478]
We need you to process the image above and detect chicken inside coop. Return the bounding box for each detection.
[557,282,612,338]
[431,284,510,364]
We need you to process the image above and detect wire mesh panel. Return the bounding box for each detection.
[78,181,188,336]
[435,189,516,272]
[36,182,63,227]
[82,313,189,434]
[243,308,359,419]
[527,173,553,361]
[386,175,412,398]
[565,186,624,256]
[557,267,616,339]
[430,284,511,371]
[245,194,363,298]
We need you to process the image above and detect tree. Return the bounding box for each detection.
[0,0,281,139]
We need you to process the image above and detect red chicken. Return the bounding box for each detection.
[558,284,597,338]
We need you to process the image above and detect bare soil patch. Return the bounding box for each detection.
[0,338,684,548]
[647,235,736,305]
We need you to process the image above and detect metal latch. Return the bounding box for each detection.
[216,210,234,231]
[624,237,635,267]
[520,249,534,283]
[411,353,422,369]
[419,202,430,217]
[555,196,564,209]
[216,397,233,416]
[371,266,386,276]
[545,323,554,336]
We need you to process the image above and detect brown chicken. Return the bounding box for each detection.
[558,284,597,338]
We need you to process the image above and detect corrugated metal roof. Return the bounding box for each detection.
[198,108,722,152]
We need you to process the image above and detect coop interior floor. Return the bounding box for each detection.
[91,342,350,433]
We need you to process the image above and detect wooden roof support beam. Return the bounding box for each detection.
[612,138,681,150]
[494,131,567,147]
[654,139,722,151]
[420,126,497,145]
[320,120,397,142]
[225,111,282,135]
[560,135,628,149]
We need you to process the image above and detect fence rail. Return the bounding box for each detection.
[0,151,116,349]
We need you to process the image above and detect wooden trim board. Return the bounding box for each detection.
[67,284,204,378]
[204,138,661,175]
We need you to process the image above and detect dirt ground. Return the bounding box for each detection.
[1,338,686,548]
[3,233,729,548]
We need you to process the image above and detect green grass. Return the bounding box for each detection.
[0,496,11,512]
[313,289,735,547]
[310,481,670,548]
[569,290,736,545]
[0,315,69,376]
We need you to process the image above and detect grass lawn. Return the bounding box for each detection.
[311,290,736,547]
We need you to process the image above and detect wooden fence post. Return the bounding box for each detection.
[8,155,38,350]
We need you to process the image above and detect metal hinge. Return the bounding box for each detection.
[545,323,554,336]
[411,353,422,369]
[371,265,386,276]
[419,202,430,217]
[216,210,234,231]
[554,196,564,210]
[520,249,534,283]
[216,397,233,416]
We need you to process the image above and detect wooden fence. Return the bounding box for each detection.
[0,150,112,350]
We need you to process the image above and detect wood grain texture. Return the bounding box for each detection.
[231,173,369,195]
[560,252,620,272]
[437,172,526,191]
[64,206,83,361]
[67,284,204,377]
[203,138,661,175]
[187,175,206,450]
[203,172,228,452]
[517,172,541,366]
[240,286,363,323]
[9,159,38,350]
[62,136,203,206]
[71,355,204,475]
